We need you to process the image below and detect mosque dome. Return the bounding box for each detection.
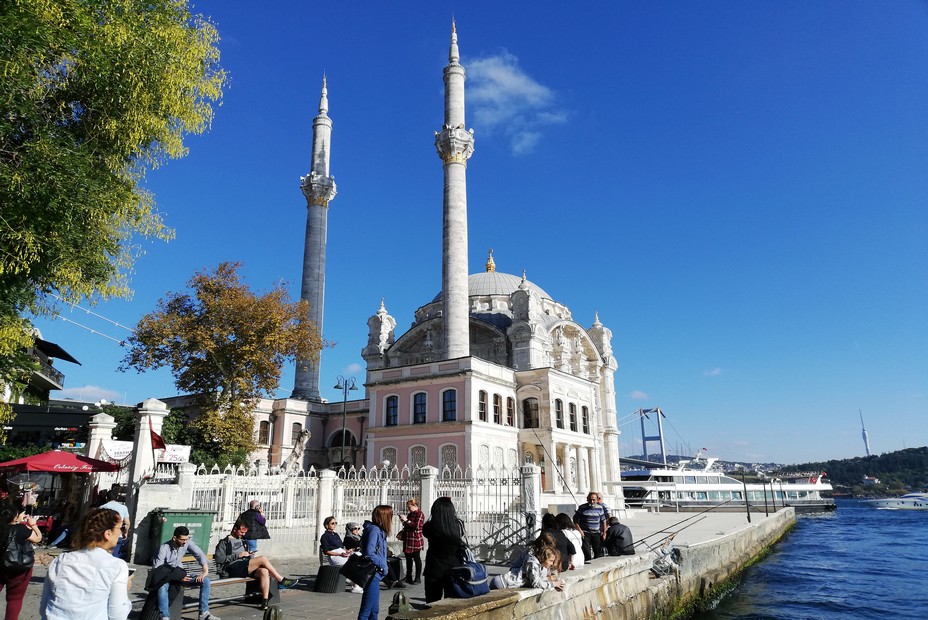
[432,271,552,302]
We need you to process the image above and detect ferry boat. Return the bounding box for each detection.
[620,455,837,514]
[863,492,928,510]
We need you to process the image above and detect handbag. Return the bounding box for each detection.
[447,542,490,598]
[0,526,34,572]
[339,553,378,588]
[397,529,406,542]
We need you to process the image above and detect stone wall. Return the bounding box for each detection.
[387,508,795,620]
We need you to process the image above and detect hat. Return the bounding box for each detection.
[345,521,360,531]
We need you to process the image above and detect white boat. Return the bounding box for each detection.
[619,455,837,514]
[864,492,928,510]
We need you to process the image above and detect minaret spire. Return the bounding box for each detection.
[293,76,337,400]
[435,22,475,360]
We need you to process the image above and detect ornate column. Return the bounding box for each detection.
[435,22,474,360]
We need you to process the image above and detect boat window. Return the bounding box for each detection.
[695,492,707,500]
[673,476,684,484]
[732,491,742,500]
[684,476,696,484]
[708,491,720,500]
[720,476,740,485]
[696,476,708,484]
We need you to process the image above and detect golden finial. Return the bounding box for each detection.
[485,249,496,273]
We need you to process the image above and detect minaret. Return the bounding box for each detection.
[292,77,336,400]
[435,21,475,360]
[860,409,872,457]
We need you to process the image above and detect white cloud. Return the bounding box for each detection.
[467,51,565,155]
[345,363,363,374]
[703,368,723,377]
[57,385,122,403]
[629,390,649,400]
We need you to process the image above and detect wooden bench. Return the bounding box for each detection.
[153,554,280,620]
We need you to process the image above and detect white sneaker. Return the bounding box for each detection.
[350,584,364,594]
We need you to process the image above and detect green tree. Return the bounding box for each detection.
[119,262,323,465]
[0,0,226,432]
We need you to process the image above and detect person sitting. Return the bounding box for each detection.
[214,520,299,610]
[604,516,635,556]
[343,521,362,553]
[556,512,585,569]
[541,512,574,572]
[319,516,361,594]
[151,526,219,620]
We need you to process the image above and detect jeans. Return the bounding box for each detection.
[50,528,69,547]
[245,539,257,552]
[158,576,211,615]
[357,573,381,620]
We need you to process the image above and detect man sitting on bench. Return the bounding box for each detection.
[152,526,219,620]
[214,519,299,610]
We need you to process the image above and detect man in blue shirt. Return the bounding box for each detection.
[573,491,610,559]
[152,526,219,620]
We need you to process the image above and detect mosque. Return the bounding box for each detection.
[230,25,623,504]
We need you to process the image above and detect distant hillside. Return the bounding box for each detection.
[780,446,928,490]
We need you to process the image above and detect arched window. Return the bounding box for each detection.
[382,447,397,467]
[291,422,302,446]
[522,398,539,429]
[506,397,515,427]
[478,390,488,422]
[385,395,398,426]
[555,399,564,429]
[582,406,590,434]
[442,389,457,421]
[410,446,426,468]
[441,444,458,471]
[569,403,578,432]
[258,420,270,445]
[493,394,502,424]
[413,392,427,424]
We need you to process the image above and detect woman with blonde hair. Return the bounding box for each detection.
[357,505,392,620]
[40,508,132,619]
[398,498,424,585]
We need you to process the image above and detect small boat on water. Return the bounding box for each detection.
[863,492,928,510]
[620,454,837,514]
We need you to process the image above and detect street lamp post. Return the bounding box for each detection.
[334,376,358,467]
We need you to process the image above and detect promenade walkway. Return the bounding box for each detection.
[15,511,773,620]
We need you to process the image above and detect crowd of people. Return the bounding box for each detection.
[0,485,636,619]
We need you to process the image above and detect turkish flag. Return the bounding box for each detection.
[151,428,167,450]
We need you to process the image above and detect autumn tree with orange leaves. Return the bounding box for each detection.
[120,262,322,465]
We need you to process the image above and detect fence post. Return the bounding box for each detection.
[316,470,337,555]
[220,474,236,524]
[283,476,296,527]
[419,466,439,514]
[521,464,542,541]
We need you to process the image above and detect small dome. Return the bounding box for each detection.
[432,272,551,302]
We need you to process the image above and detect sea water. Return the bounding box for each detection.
[692,499,928,619]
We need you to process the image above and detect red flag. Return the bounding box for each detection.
[150,428,167,450]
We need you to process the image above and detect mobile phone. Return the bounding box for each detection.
[127,568,136,577]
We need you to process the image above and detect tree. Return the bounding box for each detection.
[0,0,226,423]
[119,262,323,465]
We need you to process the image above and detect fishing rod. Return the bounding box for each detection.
[634,499,735,547]
[639,516,707,554]
[520,402,583,508]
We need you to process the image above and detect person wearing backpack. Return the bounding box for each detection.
[0,499,41,619]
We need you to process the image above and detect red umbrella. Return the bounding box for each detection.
[0,450,119,473]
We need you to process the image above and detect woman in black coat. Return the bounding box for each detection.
[421,497,464,603]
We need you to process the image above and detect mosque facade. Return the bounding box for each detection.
[239,25,623,505]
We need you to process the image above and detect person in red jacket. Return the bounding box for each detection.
[398,498,425,585]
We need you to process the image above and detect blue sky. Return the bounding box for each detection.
[33,1,927,465]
